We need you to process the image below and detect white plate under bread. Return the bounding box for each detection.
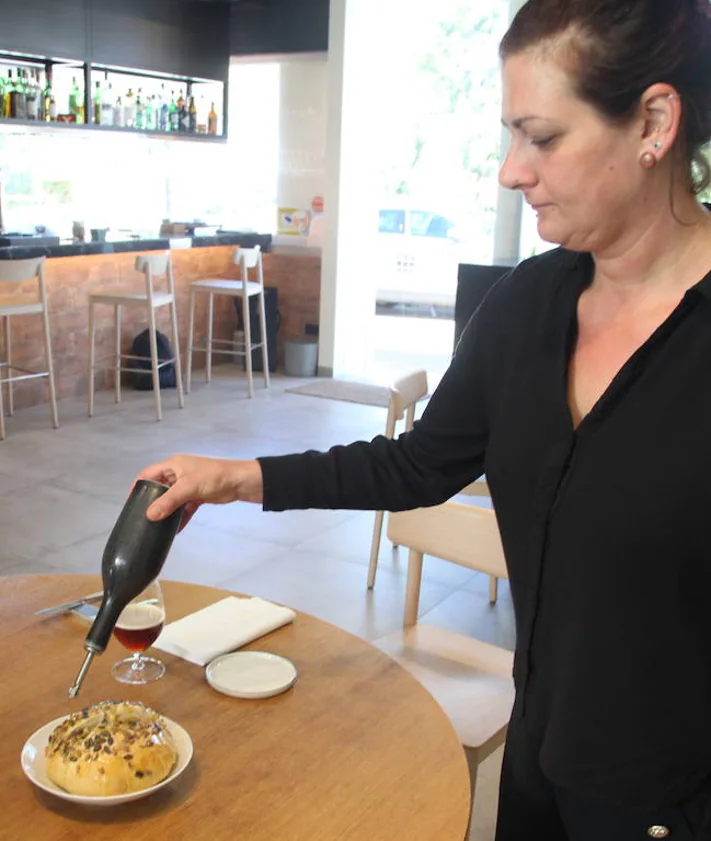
[21,713,193,805]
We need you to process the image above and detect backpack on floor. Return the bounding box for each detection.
[129,329,176,390]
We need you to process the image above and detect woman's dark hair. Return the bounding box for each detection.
[500,0,711,192]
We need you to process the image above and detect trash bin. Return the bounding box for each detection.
[234,286,280,373]
[284,338,318,377]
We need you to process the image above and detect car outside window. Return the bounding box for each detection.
[378,209,406,234]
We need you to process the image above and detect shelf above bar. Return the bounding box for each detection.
[0,116,226,141]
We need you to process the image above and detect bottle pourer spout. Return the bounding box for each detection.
[68,649,96,699]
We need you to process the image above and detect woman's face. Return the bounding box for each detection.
[500,49,646,253]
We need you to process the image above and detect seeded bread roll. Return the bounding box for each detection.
[45,700,177,797]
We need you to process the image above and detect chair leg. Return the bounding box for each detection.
[257,291,270,388]
[367,510,385,589]
[4,315,13,416]
[40,300,59,429]
[242,292,253,398]
[464,747,480,818]
[0,320,5,440]
[88,301,96,417]
[169,297,185,409]
[206,293,214,384]
[147,307,162,421]
[489,576,499,606]
[403,549,424,627]
[186,288,196,393]
[114,304,122,404]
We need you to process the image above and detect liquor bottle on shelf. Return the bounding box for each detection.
[101,82,114,126]
[93,80,102,125]
[144,95,156,131]
[123,87,136,127]
[188,95,197,133]
[35,70,45,121]
[4,70,13,118]
[168,92,179,132]
[158,84,168,132]
[177,89,187,132]
[25,70,39,120]
[10,70,27,120]
[68,76,82,123]
[208,102,218,135]
[135,89,144,129]
[43,64,55,122]
[113,95,124,127]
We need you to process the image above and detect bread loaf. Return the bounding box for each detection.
[45,700,177,797]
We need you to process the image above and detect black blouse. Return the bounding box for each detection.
[259,246,711,808]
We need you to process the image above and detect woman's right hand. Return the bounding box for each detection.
[135,454,264,530]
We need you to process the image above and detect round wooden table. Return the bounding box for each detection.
[1,575,471,840]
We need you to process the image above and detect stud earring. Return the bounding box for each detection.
[654,141,663,150]
[640,151,657,169]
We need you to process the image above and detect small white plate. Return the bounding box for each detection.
[206,651,297,699]
[21,714,193,806]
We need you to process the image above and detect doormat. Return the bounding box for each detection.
[285,379,391,408]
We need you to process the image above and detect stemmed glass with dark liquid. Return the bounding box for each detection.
[111,579,166,684]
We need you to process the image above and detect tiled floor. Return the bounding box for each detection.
[1,361,511,839]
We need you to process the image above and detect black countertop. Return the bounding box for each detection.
[0,232,272,260]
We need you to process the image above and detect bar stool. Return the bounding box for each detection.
[185,245,269,398]
[88,252,184,421]
[0,256,59,440]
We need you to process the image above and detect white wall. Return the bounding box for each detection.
[276,55,328,249]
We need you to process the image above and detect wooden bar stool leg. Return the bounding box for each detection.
[0,318,5,439]
[0,344,5,440]
[169,295,184,409]
[242,292,253,398]
[186,287,196,393]
[206,293,214,384]
[40,301,59,429]
[114,304,122,404]
[88,300,96,417]
[147,307,162,421]
[4,315,13,416]
[257,291,270,389]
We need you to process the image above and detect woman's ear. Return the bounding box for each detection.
[639,83,682,160]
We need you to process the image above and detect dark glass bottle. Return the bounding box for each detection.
[10,69,27,120]
[68,480,184,697]
[188,95,197,133]
[177,89,187,132]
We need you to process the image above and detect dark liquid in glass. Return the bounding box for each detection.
[113,603,164,652]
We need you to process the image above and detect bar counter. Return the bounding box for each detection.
[0,232,271,260]
[1,235,321,412]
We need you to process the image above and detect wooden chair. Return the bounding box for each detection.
[374,501,514,811]
[366,369,499,604]
[185,245,269,398]
[0,256,59,440]
[367,369,429,589]
[88,252,184,421]
[458,479,498,604]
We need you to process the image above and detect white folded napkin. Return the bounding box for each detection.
[154,596,296,666]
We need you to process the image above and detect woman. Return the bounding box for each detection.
[138,1,711,837]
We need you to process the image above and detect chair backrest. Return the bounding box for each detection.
[385,369,428,438]
[234,245,264,288]
[0,256,45,285]
[135,252,174,299]
[388,502,508,582]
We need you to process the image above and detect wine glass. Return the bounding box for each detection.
[111,579,166,684]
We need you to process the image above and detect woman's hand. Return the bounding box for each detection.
[135,454,264,529]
